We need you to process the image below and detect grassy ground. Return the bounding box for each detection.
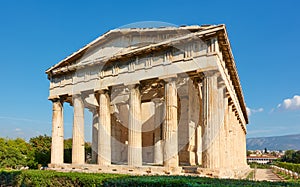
[245,170,255,180]
[1,169,299,186]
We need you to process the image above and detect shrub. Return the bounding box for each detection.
[0,170,299,187]
[275,162,300,174]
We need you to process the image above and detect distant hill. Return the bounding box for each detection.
[246,134,300,151]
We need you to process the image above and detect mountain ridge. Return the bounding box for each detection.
[246,133,300,150]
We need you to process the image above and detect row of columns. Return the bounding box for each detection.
[51,72,247,169]
[51,79,179,168]
[201,72,247,169]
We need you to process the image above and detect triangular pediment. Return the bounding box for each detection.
[46,25,223,75]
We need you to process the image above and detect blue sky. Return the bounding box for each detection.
[0,0,299,140]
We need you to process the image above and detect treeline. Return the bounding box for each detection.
[0,135,91,169]
[281,150,300,164]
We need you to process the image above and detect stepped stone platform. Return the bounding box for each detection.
[48,163,250,179]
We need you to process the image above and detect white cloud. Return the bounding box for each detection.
[246,107,264,116]
[14,128,24,135]
[277,95,300,110]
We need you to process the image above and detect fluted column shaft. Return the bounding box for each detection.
[187,80,197,166]
[91,108,98,164]
[98,90,111,166]
[128,84,142,166]
[223,97,229,168]
[163,79,178,167]
[196,81,203,165]
[242,129,247,166]
[228,104,234,168]
[51,99,64,164]
[202,73,219,169]
[153,98,163,165]
[232,110,238,168]
[72,95,85,164]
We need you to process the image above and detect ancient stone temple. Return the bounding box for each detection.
[46,24,249,178]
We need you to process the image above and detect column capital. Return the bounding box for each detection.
[192,77,203,89]
[203,70,220,78]
[98,88,110,95]
[217,78,226,89]
[72,93,82,99]
[164,77,177,83]
[49,95,65,103]
[127,83,140,90]
[159,74,177,83]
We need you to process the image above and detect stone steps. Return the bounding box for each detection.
[182,166,199,174]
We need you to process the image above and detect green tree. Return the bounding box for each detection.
[29,135,52,168]
[0,138,34,169]
[64,138,72,163]
[247,150,252,156]
[63,139,92,163]
[281,150,295,162]
[292,150,300,163]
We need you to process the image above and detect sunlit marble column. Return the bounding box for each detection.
[188,80,198,166]
[128,84,142,167]
[232,109,238,168]
[51,98,64,164]
[196,80,203,165]
[202,72,219,169]
[98,90,111,166]
[223,96,229,168]
[228,103,234,168]
[218,81,225,168]
[91,108,98,164]
[72,95,85,164]
[242,129,247,166]
[163,79,178,167]
[153,98,163,165]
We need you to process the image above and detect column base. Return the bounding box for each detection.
[48,163,182,175]
[154,140,163,165]
[196,166,251,179]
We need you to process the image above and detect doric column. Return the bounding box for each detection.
[51,98,64,164]
[240,126,244,166]
[196,80,203,165]
[153,98,163,165]
[223,96,229,168]
[239,125,243,167]
[239,123,243,166]
[98,90,111,166]
[187,79,198,166]
[242,129,247,166]
[228,103,234,168]
[91,108,98,164]
[237,124,241,166]
[128,84,142,167]
[163,79,178,167]
[72,95,85,164]
[202,72,219,169]
[218,81,225,168]
[232,109,238,168]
